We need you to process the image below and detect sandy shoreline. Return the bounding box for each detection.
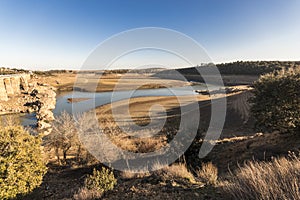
[95,85,250,119]
[37,73,191,92]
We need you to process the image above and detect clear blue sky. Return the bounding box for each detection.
[0,0,299,69]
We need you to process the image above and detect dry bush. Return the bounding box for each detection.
[109,135,137,152]
[154,162,195,183]
[73,187,103,200]
[222,155,300,200]
[108,134,167,153]
[99,115,167,153]
[134,137,167,153]
[45,112,100,165]
[45,111,76,163]
[196,162,218,185]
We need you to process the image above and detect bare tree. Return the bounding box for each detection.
[45,111,76,163]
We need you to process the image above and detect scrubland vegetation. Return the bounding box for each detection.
[74,167,117,200]
[0,118,46,199]
[0,62,299,199]
[222,154,300,200]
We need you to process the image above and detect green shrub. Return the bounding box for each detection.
[250,67,300,133]
[84,167,117,193]
[0,126,47,199]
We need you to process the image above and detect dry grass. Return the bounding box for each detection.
[73,187,103,200]
[215,132,263,144]
[196,162,218,186]
[0,114,20,126]
[222,154,300,200]
[134,137,167,153]
[120,161,198,183]
[98,112,168,153]
[154,162,196,183]
[120,168,151,179]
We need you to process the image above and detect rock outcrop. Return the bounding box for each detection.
[0,80,8,101]
[0,74,31,99]
[0,74,56,134]
[27,83,56,131]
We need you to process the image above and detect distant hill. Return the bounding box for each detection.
[157,61,300,76]
[152,61,300,85]
[216,61,300,75]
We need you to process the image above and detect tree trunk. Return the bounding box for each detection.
[63,150,67,161]
[55,148,60,163]
[76,144,82,162]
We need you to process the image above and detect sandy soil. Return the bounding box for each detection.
[95,85,250,134]
[37,73,190,92]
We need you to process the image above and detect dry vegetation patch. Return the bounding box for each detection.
[196,162,218,186]
[154,162,196,183]
[222,155,300,200]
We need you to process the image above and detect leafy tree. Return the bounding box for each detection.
[250,67,300,133]
[0,126,47,199]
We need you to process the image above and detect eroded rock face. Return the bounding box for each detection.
[24,84,56,133]
[0,74,31,100]
[0,74,56,134]
[20,76,29,92]
[3,78,14,97]
[10,77,21,94]
[0,80,8,101]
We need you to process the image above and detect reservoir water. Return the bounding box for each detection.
[18,84,217,127]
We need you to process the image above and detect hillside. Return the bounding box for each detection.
[153,61,300,85]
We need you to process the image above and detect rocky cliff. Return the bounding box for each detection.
[0,74,30,100]
[0,74,56,133]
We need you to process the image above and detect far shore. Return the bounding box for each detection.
[37,73,191,92]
